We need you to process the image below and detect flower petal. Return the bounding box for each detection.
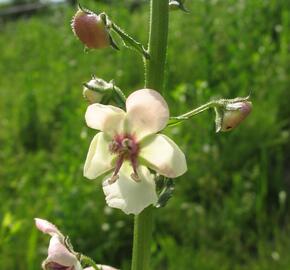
[126,89,169,139]
[47,235,78,267]
[34,218,62,237]
[74,261,83,270]
[102,163,158,215]
[45,261,76,270]
[85,103,125,135]
[140,134,187,178]
[97,266,118,270]
[84,132,114,179]
[85,266,118,270]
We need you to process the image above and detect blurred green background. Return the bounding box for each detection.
[0,0,289,269]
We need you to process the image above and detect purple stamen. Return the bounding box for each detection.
[130,156,140,182]
[109,155,124,184]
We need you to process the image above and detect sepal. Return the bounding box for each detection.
[155,176,175,208]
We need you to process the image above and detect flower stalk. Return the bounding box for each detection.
[168,100,218,126]
[131,1,169,270]
[81,255,101,270]
[167,96,252,132]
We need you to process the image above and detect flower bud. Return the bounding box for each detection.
[169,0,188,12]
[83,77,114,104]
[220,101,252,132]
[72,8,110,49]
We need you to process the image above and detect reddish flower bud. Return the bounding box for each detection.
[221,101,252,132]
[71,9,110,49]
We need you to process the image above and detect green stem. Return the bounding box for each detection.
[167,101,217,126]
[177,100,217,119]
[80,255,101,270]
[131,206,155,270]
[168,95,251,126]
[145,0,169,93]
[131,2,169,269]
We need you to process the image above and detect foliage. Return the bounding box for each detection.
[0,1,289,269]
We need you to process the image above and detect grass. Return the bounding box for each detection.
[0,0,289,269]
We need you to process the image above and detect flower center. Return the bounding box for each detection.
[109,134,140,184]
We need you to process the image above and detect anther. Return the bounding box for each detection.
[131,173,140,182]
[109,174,119,184]
[109,141,119,153]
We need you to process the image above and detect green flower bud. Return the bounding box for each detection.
[83,77,113,104]
[169,0,188,12]
[71,8,110,49]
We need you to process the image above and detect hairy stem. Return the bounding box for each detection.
[145,0,169,93]
[131,1,169,270]
[131,206,154,270]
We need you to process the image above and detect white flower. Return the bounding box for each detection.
[84,89,187,214]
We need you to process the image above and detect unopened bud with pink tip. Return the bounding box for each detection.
[215,99,252,132]
[71,7,110,49]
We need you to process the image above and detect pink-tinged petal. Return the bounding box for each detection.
[73,261,83,270]
[140,134,187,178]
[102,163,158,215]
[85,104,125,135]
[126,89,169,139]
[84,132,114,179]
[74,261,83,270]
[47,235,78,267]
[45,262,74,270]
[34,218,61,237]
